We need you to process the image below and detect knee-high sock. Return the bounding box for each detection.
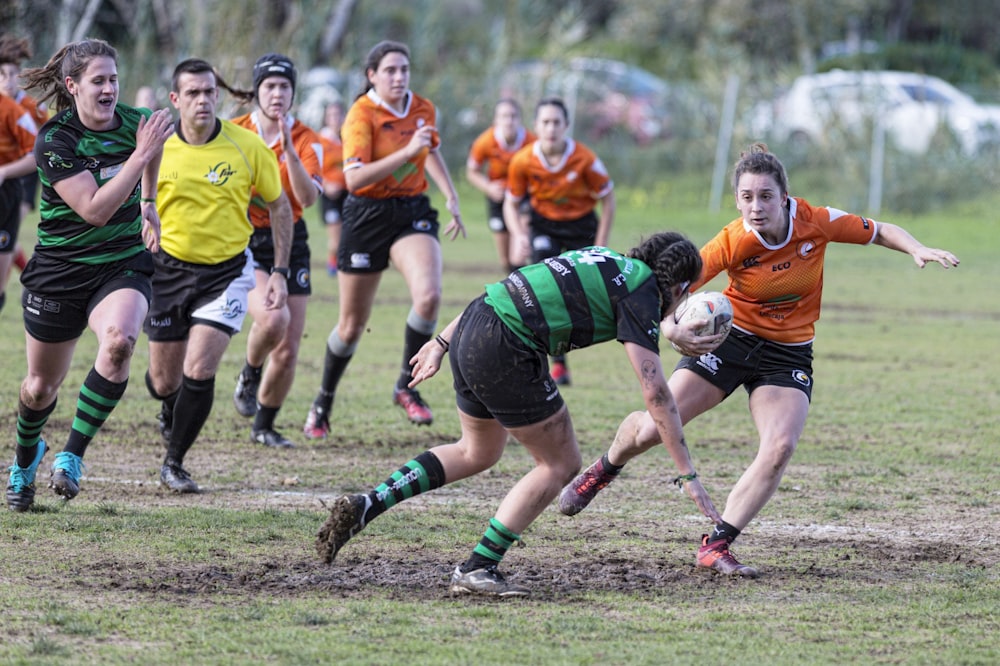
[15,398,57,468]
[63,367,128,458]
[165,375,215,465]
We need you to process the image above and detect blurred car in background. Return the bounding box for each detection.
[749,70,1000,155]
[498,57,676,145]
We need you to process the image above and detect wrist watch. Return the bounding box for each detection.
[270,266,290,278]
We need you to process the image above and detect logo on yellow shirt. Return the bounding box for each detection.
[206,162,238,186]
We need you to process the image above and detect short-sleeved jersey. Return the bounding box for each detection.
[0,93,36,165]
[506,138,613,221]
[485,246,662,356]
[158,118,282,264]
[342,89,440,199]
[34,104,148,265]
[318,131,346,190]
[15,91,50,129]
[232,111,322,227]
[695,197,878,344]
[467,125,536,181]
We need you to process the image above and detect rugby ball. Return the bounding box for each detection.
[674,291,733,339]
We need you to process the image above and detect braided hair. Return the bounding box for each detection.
[628,232,702,319]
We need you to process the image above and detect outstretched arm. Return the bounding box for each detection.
[874,222,960,269]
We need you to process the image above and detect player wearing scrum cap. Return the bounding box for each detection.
[230,53,323,449]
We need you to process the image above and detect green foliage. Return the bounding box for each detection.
[820,41,1000,86]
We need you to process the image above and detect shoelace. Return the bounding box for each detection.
[54,454,84,480]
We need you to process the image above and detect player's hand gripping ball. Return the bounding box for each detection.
[674,291,733,348]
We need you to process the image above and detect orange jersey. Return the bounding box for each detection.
[342,90,439,199]
[15,91,49,128]
[318,132,346,190]
[0,94,36,164]
[695,197,878,344]
[232,111,322,228]
[467,125,536,181]
[506,138,613,221]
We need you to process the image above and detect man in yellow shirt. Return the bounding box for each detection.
[144,58,293,493]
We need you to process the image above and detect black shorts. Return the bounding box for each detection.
[0,178,24,253]
[248,220,312,296]
[529,209,598,263]
[485,198,529,233]
[320,191,347,225]
[144,249,254,341]
[486,198,505,233]
[337,194,439,273]
[450,295,564,428]
[674,328,814,402]
[20,251,154,343]
[18,172,39,210]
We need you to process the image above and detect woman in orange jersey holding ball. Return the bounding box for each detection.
[504,97,615,386]
[466,98,535,274]
[559,143,960,578]
[304,40,465,438]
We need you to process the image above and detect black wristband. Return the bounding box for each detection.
[435,335,450,352]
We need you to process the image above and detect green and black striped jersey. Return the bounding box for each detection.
[34,103,150,264]
[484,246,663,356]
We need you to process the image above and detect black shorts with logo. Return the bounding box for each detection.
[529,209,598,263]
[20,250,154,343]
[337,193,439,273]
[674,327,814,402]
[248,219,312,296]
[450,295,565,428]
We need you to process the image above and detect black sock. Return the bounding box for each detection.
[709,520,741,544]
[15,398,57,468]
[317,347,352,411]
[601,453,623,475]
[165,375,215,464]
[63,367,128,458]
[398,324,431,390]
[254,404,279,431]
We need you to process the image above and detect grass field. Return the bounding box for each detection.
[0,173,997,665]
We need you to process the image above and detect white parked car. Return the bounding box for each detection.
[750,70,1000,155]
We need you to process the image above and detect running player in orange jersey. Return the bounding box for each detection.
[303,40,465,438]
[504,97,615,386]
[559,143,960,578]
[231,53,323,449]
[317,100,346,276]
[466,98,535,274]
[0,35,39,314]
[0,35,49,274]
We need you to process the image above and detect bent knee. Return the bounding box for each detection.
[102,330,138,368]
[760,438,798,470]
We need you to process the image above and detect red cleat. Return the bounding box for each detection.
[696,535,759,578]
[392,387,433,425]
